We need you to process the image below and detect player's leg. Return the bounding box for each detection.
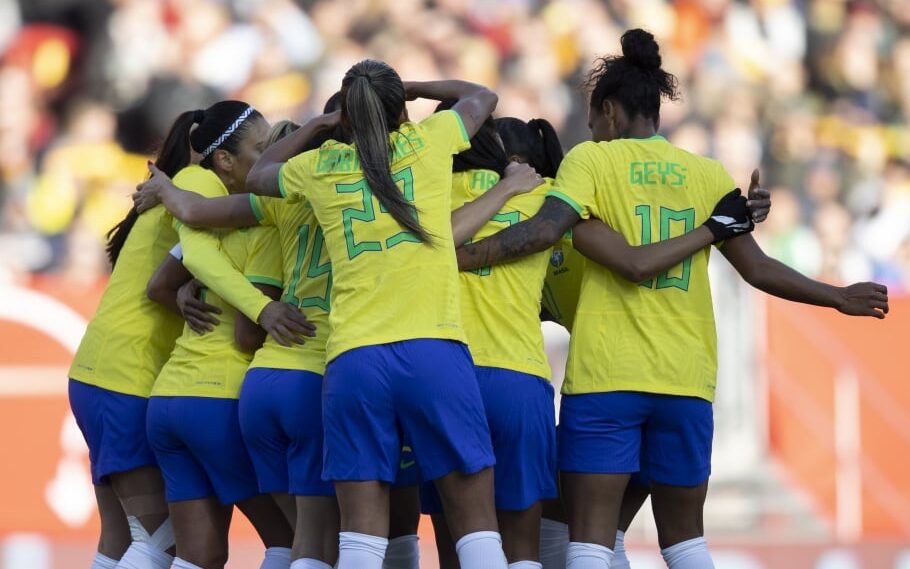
[109,467,174,569]
[397,340,505,569]
[236,495,295,568]
[322,345,401,569]
[92,484,131,567]
[558,392,649,569]
[168,497,233,569]
[646,396,714,569]
[426,513,460,569]
[477,367,558,568]
[612,481,650,569]
[539,498,568,569]
[385,458,421,569]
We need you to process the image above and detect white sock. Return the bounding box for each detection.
[454,531,508,569]
[171,558,204,569]
[509,561,543,569]
[661,537,714,569]
[539,519,569,569]
[612,531,630,569]
[261,546,292,569]
[566,542,613,569]
[337,532,388,569]
[382,535,419,569]
[91,552,119,569]
[115,542,173,569]
[290,559,333,569]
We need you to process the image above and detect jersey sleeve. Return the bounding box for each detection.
[278,155,312,203]
[249,194,280,227]
[172,166,228,199]
[177,224,272,322]
[547,142,598,220]
[420,110,471,156]
[243,227,283,289]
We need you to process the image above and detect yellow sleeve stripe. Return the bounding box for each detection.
[277,163,288,198]
[448,110,470,144]
[546,191,584,217]
[249,194,265,223]
[247,275,283,288]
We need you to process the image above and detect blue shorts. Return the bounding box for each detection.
[322,339,494,484]
[69,379,158,485]
[558,392,713,487]
[146,396,260,504]
[422,367,557,513]
[239,368,334,497]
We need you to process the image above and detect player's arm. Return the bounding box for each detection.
[572,188,755,282]
[451,163,542,244]
[456,197,580,270]
[234,283,281,353]
[246,111,342,197]
[178,225,316,344]
[404,80,497,137]
[146,247,221,334]
[133,164,257,228]
[720,234,889,318]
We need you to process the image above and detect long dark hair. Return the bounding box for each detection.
[435,99,508,176]
[495,117,563,179]
[105,101,262,267]
[340,59,428,243]
[585,28,680,126]
[304,91,351,151]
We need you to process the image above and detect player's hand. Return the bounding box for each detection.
[258,301,317,346]
[499,162,543,197]
[704,189,754,242]
[836,282,889,319]
[177,279,221,334]
[746,169,770,223]
[132,162,169,213]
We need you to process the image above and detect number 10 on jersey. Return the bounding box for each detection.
[634,204,695,291]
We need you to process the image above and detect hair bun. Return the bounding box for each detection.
[192,109,205,124]
[621,28,661,70]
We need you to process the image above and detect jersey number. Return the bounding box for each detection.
[468,210,521,277]
[284,224,332,311]
[634,205,695,291]
[336,167,419,260]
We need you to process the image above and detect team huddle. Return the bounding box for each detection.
[67,29,889,569]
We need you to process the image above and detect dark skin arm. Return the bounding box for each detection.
[720,234,889,318]
[246,111,341,197]
[147,255,222,334]
[403,80,498,138]
[235,284,282,352]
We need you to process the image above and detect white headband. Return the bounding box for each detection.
[201,106,255,158]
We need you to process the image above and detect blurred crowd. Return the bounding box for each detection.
[0,0,908,291]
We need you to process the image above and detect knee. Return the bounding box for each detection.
[179,545,228,569]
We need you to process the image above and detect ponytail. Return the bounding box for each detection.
[105,109,199,268]
[495,116,564,179]
[342,60,428,243]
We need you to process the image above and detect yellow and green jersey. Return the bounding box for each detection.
[152,225,283,399]
[248,194,331,375]
[541,233,585,332]
[453,170,551,379]
[280,110,471,361]
[548,136,734,401]
[69,206,183,397]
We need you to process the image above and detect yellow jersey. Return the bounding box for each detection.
[541,232,585,332]
[453,170,551,379]
[172,166,274,324]
[152,225,283,398]
[280,110,471,361]
[69,206,183,397]
[248,194,331,375]
[548,136,734,401]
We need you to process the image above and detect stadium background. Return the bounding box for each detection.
[0,0,907,567]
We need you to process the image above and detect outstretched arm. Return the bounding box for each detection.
[404,80,498,138]
[721,234,889,318]
[246,111,341,197]
[456,197,580,270]
[133,164,257,228]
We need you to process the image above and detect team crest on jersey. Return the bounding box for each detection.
[550,250,564,267]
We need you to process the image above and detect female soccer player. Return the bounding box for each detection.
[456,29,889,569]
[144,101,296,569]
[68,109,222,569]
[245,60,508,569]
